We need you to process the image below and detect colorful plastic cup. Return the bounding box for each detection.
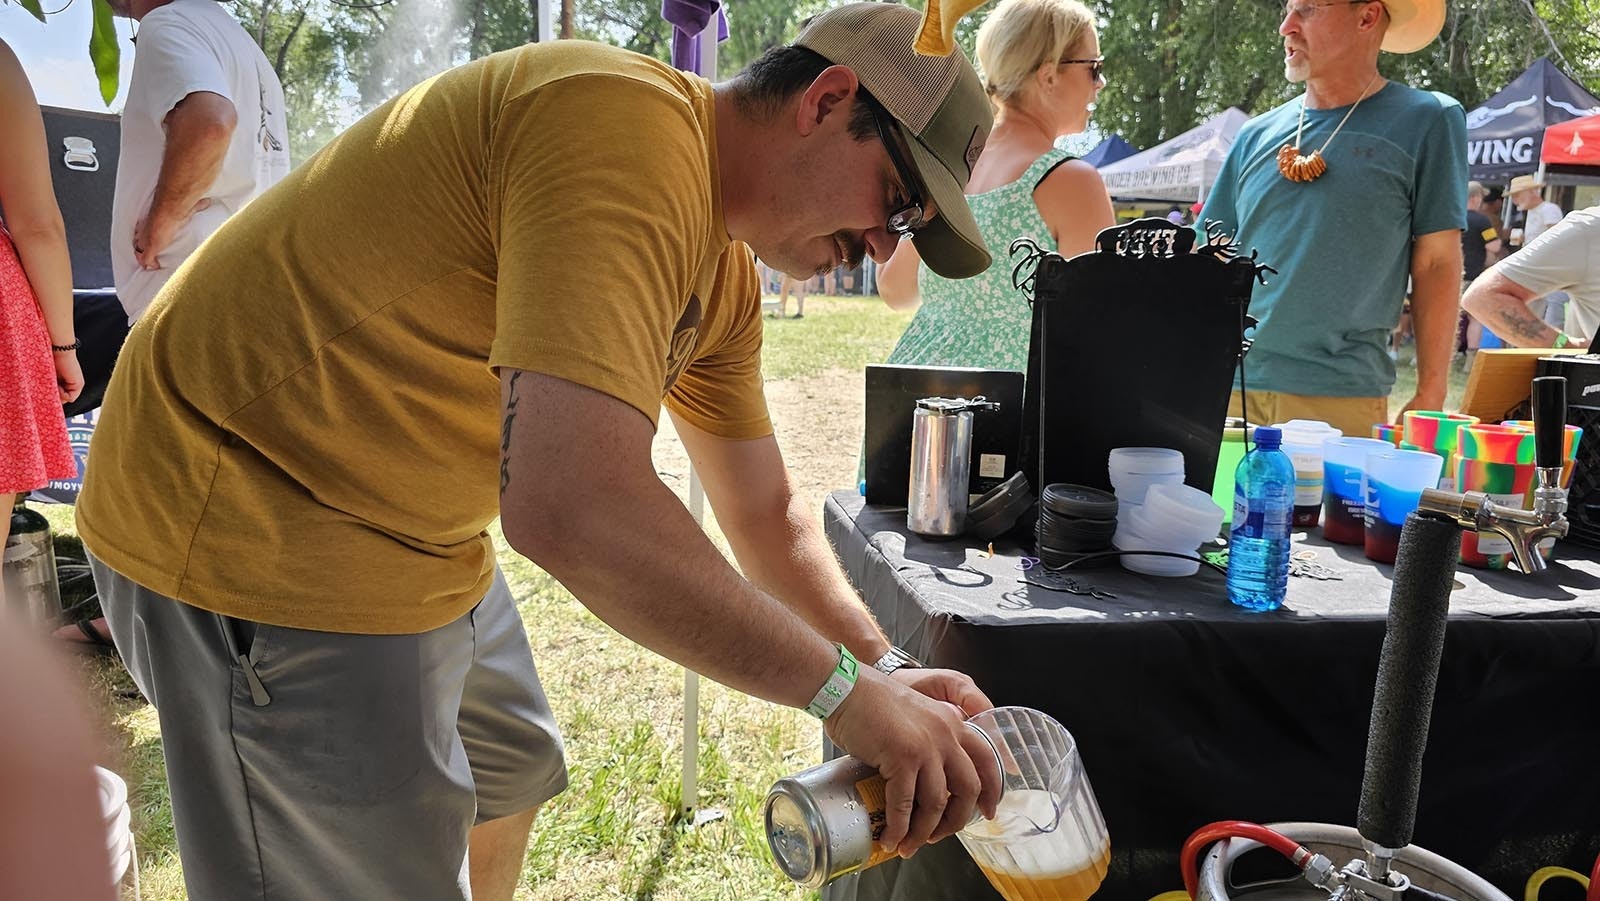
[1211,420,1254,525]
[1371,423,1403,447]
[1401,411,1480,491]
[1500,421,1584,488]
[1457,424,1534,464]
[1363,448,1444,564]
[1273,420,1342,528]
[1321,437,1393,546]
[1456,455,1538,569]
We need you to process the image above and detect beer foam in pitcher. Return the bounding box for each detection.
[961,789,1109,901]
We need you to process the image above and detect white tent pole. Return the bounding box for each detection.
[682,467,706,821]
[536,0,553,43]
[696,20,719,80]
[680,16,720,826]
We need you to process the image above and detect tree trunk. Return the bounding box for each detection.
[559,0,574,39]
[274,8,307,79]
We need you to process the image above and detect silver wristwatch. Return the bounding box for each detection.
[872,646,922,675]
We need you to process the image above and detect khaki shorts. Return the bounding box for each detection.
[93,556,567,901]
[1229,390,1390,440]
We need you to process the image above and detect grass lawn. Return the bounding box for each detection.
[44,293,1462,900]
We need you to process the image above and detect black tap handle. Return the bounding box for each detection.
[1532,376,1567,470]
[1357,513,1460,851]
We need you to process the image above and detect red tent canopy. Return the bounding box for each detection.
[1542,112,1600,166]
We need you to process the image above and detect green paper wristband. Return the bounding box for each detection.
[805,644,860,720]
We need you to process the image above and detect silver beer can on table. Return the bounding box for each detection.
[907,396,1000,538]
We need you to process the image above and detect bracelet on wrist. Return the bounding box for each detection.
[872,646,922,676]
[805,644,859,720]
[51,339,81,353]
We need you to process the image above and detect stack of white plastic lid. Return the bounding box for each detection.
[1112,480,1224,577]
[1108,447,1185,516]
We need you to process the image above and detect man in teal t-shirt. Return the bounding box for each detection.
[1200,0,1465,438]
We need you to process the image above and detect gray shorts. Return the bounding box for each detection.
[92,555,568,901]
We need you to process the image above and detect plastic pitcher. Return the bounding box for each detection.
[957,707,1109,901]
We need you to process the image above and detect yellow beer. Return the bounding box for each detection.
[961,789,1110,901]
[975,843,1111,901]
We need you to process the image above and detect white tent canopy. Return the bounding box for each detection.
[1097,107,1251,203]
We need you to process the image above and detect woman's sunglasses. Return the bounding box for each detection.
[1059,56,1105,82]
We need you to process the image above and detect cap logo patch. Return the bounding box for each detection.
[964,125,985,177]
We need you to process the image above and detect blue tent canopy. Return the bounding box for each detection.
[1080,134,1138,168]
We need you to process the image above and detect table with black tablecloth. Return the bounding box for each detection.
[821,490,1600,901]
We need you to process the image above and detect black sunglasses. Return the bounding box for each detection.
[869,104,928,236]
[1059,56,1105,82]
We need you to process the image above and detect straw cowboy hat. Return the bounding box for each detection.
[1508,174,1546,195]
[1378,0,1445,54]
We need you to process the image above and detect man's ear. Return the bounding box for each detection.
[795,64,861,137]
[1358,1,1387,35]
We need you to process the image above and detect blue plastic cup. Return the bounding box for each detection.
[1321,437,1393,546]
[1363,448,1444,563]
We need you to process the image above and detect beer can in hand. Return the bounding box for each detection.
[764,723,1002,889]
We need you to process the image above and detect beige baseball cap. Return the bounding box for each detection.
[795,2,994,279]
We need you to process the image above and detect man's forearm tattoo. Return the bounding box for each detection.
[1502,302,1553,345]
[501,371,522,494]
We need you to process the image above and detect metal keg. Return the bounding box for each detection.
[1197,822,1511,901]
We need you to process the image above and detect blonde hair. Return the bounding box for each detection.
[975,0,1096,103]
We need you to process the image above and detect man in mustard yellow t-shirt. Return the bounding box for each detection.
[77,5,1004,898]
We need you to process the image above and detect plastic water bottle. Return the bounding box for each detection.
[1227,425,1294,611]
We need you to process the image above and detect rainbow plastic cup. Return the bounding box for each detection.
[1401,412,1479,490]
[1371,423,1403,447]
[1497,421,1585,565]
[1322,437,1394,545]
[1500,421,1584,489]
[1455,424,1536,569]
[1458,424,1535,464]
[1364,449,1444,564]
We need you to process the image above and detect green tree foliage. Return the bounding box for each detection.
[1086,0,1600,149]
[22,0,1599,161]
[229,0,369,163]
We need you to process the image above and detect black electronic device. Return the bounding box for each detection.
[863,365,1025,506]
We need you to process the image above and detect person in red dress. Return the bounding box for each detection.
[0,38,84,607]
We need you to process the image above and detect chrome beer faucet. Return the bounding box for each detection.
[1417,376,1569,574]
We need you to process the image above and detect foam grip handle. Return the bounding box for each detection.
[1357,512,1460,850]
[1532,376,1567,470]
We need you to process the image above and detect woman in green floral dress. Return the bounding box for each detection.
[877,0,1116,374]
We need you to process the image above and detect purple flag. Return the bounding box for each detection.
[662,0,728,76]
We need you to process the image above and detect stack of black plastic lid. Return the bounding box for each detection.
[1036,483,1119,568]
[966,472,1036,542]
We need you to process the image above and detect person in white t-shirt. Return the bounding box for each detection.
[1510,174,1565,245]
[1507,172,1568,327]
[108,0,290,322]
[1461,205,1597,352]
